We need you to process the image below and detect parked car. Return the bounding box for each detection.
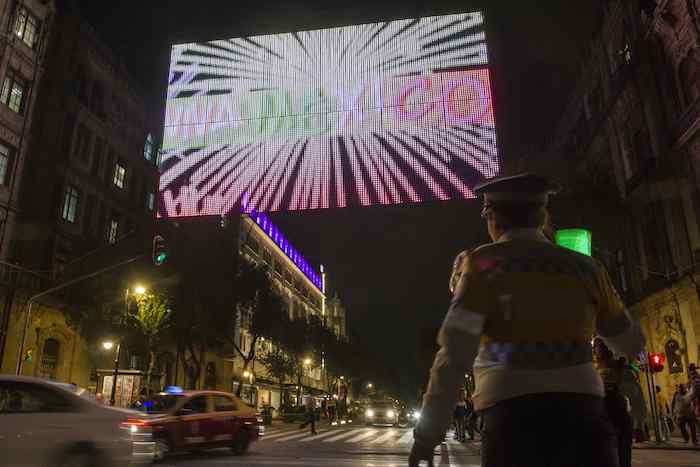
[125,387,263,461]
[0,375,139,467]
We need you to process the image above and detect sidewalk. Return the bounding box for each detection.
[633,436,700,451]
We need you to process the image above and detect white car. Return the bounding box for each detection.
[0,375,141,467]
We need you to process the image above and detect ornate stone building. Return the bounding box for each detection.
[531,0,700,428]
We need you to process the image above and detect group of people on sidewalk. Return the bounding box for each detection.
[655,366,700,445]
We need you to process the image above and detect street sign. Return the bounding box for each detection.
[555,229,592,256]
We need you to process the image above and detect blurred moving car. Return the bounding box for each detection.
[0,375,139,467]
[125,387,263,461]
[364,400,399,426]
[407,408,421,426]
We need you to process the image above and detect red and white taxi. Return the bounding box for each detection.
[125,387,263,462]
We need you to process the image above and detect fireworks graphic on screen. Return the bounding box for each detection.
[160,11,500,216]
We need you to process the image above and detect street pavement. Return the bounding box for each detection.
[157,423,699,467]
[158,423,479,466]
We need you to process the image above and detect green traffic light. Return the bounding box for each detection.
[155,252,168,265]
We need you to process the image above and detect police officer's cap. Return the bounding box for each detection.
[474,173,560,207]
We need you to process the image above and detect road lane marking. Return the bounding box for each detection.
[300,430,352,442]
[345,429,378,443]
[323,428,366,442]
[370,429,399,444]
[397,430,414,444]
[272,431,316,442]
[260,429,300,440]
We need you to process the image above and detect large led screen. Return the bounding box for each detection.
[160,11,500,216]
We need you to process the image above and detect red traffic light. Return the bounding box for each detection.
[648,352,665,373]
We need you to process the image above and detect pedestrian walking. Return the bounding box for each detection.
[299,397,318,435]
[464,395,476,441]
[654,386,671,441]
[672,384,698,445]
[453,389,468,442]
[595,341,633,467]
[408,173,645,467]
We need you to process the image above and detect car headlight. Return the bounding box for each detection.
[386,410,395,418]
[411,411,421,420]
[366,409,374,417]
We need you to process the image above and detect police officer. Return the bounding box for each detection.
[409,173,645,467]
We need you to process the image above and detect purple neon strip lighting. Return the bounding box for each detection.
[244,207,322,290]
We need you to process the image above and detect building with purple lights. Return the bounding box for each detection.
[232,210,347,409]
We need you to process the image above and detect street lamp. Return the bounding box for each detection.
[108,284,148,407]
[103,339,122,406]
[367,383,373,389]
[304,358,312,366]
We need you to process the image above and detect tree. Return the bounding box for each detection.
[130,294,171,392]
[258,347,295,386]
[279,316,312,405]
[228,262,288,396]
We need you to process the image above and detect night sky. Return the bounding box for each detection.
[80,0,603,400]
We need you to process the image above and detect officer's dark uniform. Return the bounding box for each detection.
[409,174,645,467]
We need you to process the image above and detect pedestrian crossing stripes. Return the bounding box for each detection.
[260,426,463,447]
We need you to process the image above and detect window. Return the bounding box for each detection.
[39,339,60,380]
[61,185,80,223]
[13,7,41,49]
[0,142,13,185]
[214,395,237,412]
[144,133,154,161]
[0,382,76,413]
[147,191,156,211]
[108,218,119,244]
[0,68,28,113]
[620,42,632,65]
[183,396,208,414]
[113,162,126,188]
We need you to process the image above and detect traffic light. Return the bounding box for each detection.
[152,235,168,266]
[649,352,665,373]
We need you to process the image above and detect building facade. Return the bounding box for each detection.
[535,0,700,432]
[159,212,348,411]
[0,1,160,396]
[12,1,159,273]
[0,0,55,262]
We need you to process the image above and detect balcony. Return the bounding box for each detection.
[673,97,700,147]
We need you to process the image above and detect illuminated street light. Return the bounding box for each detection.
[304,358,312,366]
[340,376,345,380]
[243,371,250,378]
[367,383,373,389]
[133,285,147,295]
[102,341,114,350]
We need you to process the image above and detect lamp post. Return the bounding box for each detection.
[107,285,146,407]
